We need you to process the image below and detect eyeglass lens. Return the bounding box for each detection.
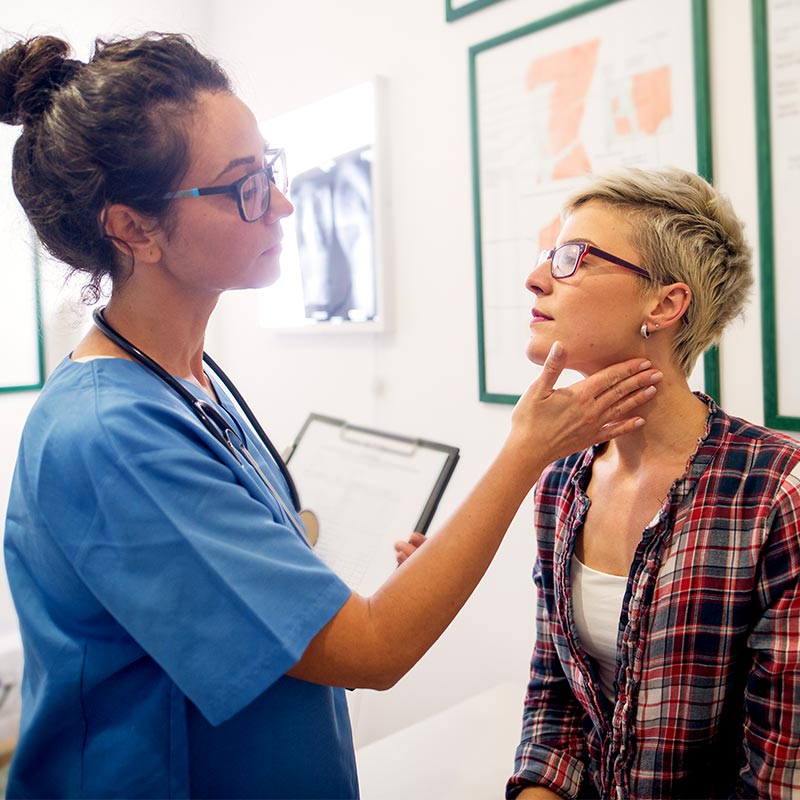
[240,172,271,221]
[268,150,288,195]
[239,151,289,221]
[551,243,582,277]
[538,243,583,278]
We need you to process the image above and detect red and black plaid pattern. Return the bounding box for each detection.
[508,398,800,800]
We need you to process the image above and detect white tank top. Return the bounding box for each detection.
[571,555,628,702]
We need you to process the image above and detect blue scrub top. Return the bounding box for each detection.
[4,356,358,798]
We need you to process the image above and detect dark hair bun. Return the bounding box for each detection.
[0,36,81,126]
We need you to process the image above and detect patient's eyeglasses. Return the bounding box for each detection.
[163,147,287,223]
[538,241,650,280]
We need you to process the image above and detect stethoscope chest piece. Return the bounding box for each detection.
[299,509,320,548]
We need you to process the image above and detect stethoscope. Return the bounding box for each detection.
[92,307,319,548]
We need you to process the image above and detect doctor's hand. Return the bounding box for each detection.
[506,341,661,481]
[394,532,426,566]
[287,343,660,694]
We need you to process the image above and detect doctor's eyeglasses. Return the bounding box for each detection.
[164,147,288,222]
[538,241,650,280]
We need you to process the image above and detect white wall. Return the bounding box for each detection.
[0,0,785,752]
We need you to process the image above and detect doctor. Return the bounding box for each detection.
[0,33,660,798]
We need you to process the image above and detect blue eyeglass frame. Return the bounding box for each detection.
[163,147,287,223]
[539,241,650,279]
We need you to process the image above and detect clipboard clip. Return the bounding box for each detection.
[339,423,419,457]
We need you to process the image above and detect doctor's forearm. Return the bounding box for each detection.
[287,354,659,689]
[288,439,546,689]
[369,441,549,674]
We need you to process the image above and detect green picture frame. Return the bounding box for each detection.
[469,0,716,404]
[0,137,45,395]
[0,243,44,394]
[752,0,800,431]
[446,0,506,23]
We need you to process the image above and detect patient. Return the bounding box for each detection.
[399,167,800,799]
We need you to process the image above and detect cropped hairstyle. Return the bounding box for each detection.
[0,33,231,300]
[563,167,753,376]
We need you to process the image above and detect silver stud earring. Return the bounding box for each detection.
[640,323,650,339]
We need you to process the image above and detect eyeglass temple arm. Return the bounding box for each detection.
[586,245,650,278]
[166,186,231,199]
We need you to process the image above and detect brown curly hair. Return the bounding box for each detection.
[0,33,231,300]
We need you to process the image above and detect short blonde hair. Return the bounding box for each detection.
[563,167,753,376]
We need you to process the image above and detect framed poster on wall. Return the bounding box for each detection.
[469,0,714,404]
[0,126,44,394]
[753,0,800,431]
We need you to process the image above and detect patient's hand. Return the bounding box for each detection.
[516,787,563,798]
[394,531,426,565]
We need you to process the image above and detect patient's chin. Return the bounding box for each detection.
[525,340,548,366]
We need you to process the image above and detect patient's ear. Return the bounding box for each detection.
[101,204,162,264]
[647,283,691,331]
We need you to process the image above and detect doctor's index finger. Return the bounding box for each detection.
[524,341,568,399]
[584,359,663,409]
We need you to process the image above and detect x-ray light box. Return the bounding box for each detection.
[258,79,389,333]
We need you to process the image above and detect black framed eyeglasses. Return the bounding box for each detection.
[163,148,287,222]
[538,241,650,280]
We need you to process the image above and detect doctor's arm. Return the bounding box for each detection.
[288,344,662,691]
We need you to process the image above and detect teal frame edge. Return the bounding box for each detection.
[692,0,720,402]
[470,0,715,405]
[752,0,799,431]
[0,242,45,395]
[446,0,506,23]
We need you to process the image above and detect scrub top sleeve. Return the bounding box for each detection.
[42,413,352,727]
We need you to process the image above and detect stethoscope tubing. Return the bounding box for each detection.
[91,307,303,512]
[201,352,301,510]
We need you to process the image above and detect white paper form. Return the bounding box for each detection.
[286,415,459,596]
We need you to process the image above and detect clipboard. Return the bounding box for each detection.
[285,413,460,595]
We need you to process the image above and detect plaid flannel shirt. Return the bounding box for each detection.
[507,397,800,799]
